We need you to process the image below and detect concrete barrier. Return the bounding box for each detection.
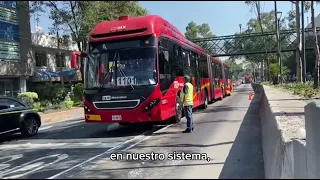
[252,83,314,179]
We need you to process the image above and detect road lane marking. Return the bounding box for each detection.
[48,86,248,179]
[65,120,84,126]
[1,154,68,179]
[122,124,173,151]
[0,142,122,150]
[39,126,53,131]
[47,125,171,179]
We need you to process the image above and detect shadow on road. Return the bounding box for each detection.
[218,91,265,179]
[0,123,157,144]
[135,140,234,148]
[194,105,249,114]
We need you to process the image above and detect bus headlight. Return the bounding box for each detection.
[143,99,160,112]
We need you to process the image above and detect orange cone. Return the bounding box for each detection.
[249,91,255,100]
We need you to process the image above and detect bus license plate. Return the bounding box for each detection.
[112,115,122,121]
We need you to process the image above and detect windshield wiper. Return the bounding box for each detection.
[116,53,135,90]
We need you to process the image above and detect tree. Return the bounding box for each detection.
[245,1,265,80]
[185,22,216,54]
[30,1,148,82]
[223,10,292,82]
[224,59,246,80]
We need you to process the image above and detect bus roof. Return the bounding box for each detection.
[88,15,207,55]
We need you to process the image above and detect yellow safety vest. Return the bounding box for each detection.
[180,82,194,106]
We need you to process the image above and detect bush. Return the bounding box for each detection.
[272,82,319,98]
[59,92,74,109]
[73,83,84,101]
[17,92,38,107]
[29,83,67,104]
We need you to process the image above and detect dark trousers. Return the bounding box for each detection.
[184,106,193,130]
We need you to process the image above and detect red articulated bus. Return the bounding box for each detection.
[222,63,233,96]
[72,15,232,125]
[244,75,252,84]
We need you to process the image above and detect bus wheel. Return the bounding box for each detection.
[200,91,208,109]
[172,96,183,123]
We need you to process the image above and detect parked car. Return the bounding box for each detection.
[0,96,41,137]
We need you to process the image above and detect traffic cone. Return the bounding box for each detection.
[249,91,255,100]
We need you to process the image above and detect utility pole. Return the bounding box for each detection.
[274,1,281,84]
[301,1,306,83]
[57,31,64,85]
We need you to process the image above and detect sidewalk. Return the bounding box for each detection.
[39,107,84,124]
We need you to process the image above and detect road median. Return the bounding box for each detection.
[253,83,308,178]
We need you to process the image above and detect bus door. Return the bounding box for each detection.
[207,55,214,101]
[214,62,222,97]
[190,52,200,107]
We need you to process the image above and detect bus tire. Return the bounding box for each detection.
[171,95,183,123]
[200,91,208,109]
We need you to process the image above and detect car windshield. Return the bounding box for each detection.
[85,47,157,89]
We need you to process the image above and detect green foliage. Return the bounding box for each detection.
[272,82,319,98]
[59,93,74,109]
[73,83,84,101]
[30,1,148,52]
[17,92,38,107]
[184,22,215,54]
[223,59,246,80]
[82,1,148,35]
[29,83,67,104]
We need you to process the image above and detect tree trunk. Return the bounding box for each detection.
[256,1,265,81]
[311,1,320,89]
[295,1,303,83]
[267,58,271,81]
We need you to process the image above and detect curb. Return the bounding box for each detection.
[41,115,84,125]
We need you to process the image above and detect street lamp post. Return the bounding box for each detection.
[301,1,306,83]
[277,11,282,83]
[239,24,242,33]
[275,1,282,84]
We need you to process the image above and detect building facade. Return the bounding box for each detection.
[0,1,31,97]
[28,33,82,84]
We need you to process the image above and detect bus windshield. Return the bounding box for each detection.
[85,47,157,89]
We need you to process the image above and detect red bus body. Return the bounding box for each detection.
[72,15,232,124]
[244,75,252,84]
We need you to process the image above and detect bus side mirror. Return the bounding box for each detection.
[80,52,87,58]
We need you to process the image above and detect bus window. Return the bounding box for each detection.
[215,62,221,88]
[171,44,183,77]
[158,38,171,93]
[182,48,191,77]
[199,54,208,78]
[191,52,200,91]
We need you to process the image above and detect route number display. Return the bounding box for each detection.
[116,76,137,86]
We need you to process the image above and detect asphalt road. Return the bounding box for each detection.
[0,84,265,179]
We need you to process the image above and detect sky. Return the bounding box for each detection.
[30,1,319,36]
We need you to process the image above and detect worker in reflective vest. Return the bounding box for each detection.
[181,75,194,133]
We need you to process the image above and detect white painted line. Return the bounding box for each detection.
[0,142,121,150]
[2,154,69,179]
[47,124,171,179]
[65,120,84,126]
[39,126,53,131]
[122,124,173,151]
